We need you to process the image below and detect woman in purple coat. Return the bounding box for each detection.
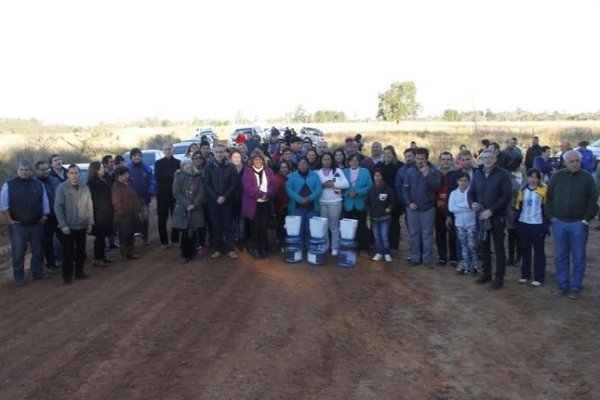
[242,150,277,259]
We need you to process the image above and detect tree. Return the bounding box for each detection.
[292,105,309,123]
[442,109,461,121]
[377,81,420,123]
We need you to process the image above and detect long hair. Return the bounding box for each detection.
[88,161,102,182]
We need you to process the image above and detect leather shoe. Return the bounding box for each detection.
[475,275,492,284]
[489,279,504,289]
[75,272,90,280]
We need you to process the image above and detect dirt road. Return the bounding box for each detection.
[0,231,599,400]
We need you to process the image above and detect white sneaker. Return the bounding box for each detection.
[372,253,382,261]
[384,254,392,263]
[530,280,542,287]
[331,249,338,256]
[518,278,528,284]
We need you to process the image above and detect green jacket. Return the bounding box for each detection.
[546,169,598,222]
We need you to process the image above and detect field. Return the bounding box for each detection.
[0,120,599,399]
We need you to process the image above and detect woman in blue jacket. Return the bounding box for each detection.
[285,157,323,244]
[342,154,373,252]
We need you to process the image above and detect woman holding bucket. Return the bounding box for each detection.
[242,150,277,259]
[316,152,349,255]
[285,157,323,246]
[342,154,373,253]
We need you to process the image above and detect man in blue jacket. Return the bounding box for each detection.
[468,149,512,289]
[402,148,441,266]
[128,148,156,246]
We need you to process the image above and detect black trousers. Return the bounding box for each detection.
[480,217,506,281]
[435,210,456,261]
[94,233,107,260]
[180,229,198,259]
[343,209,369,251]
[157,192,179,245]
[59,229,87,280]
[249,202,271,251]
[389,209,402,250]
[42,214,58,268]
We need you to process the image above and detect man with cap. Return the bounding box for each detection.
[128,148,156,245]
[577,140,595,173]
[1,160,50,286]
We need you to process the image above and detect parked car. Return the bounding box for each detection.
[76,163,89,183]
[227,125,268,148]
[173,140,201,161]
[299,126,325,144]
[587,139,600,161]
[121,149,165,172]
[193,127,218,147]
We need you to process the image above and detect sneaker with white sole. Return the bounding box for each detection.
[384,254,392,263]
[518,278,528,284]
[331,249,338,256]
[530,280,542,287]
[372,253,382,261]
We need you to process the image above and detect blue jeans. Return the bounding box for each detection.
[294,207,315,248]
[372,219,391,255]
[406,207,436,264]
[9,223,44,282]
[552,219,588,293]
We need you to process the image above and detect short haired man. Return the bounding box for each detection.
[54,164,94,286]
[101,155,115,187]
[546,150,599,299]
[524,136,542,170]
[49,154,67,182]
[361,141,384,173]
[434,151,456,266]
[154,143,181,249]
[316,140,328,157]
[1,161,50,286]
[468,150,512,289]
[204,144,240,259]
[128,148,156,245]
[34,161,61,273]
[402,148,441,266]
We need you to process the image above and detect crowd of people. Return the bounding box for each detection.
[2,131,599,299]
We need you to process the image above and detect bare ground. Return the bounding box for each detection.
[0,222,599,400]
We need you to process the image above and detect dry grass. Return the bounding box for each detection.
[1,120,599,184]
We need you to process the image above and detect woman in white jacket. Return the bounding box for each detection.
[448,172,478,275]
[316,152,350,255]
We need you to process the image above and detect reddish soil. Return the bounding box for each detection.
[0,220,599,400]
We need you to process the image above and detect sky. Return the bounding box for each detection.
[1,0,599,125]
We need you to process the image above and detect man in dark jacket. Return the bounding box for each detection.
[154,143,180,249]
[128,148,156,245]
[524,136,543,170]
[468,149,512,289]
[1,161,50,286]
[34,161,61,273]
[546,150,599,299]
[204,144,239,259]
[402,148,441,266]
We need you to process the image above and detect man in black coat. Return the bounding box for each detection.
[524,136,543,170]
[154,143,181,249]
[468,149,512,289]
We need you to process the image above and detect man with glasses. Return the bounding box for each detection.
[1,160,50,286]
[128,148,156,246]
[546,150,598,299]
[154,143,180,249]
[468,149,512,289]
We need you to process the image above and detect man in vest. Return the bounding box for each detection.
[1,160,50,286]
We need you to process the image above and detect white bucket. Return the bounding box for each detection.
[309,217,328,239]
[340,218,358,240]
[285,216,302,237]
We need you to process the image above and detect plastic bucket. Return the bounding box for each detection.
[283,235,303,264]
[307,237,327,266]
[285,216,302,237]
[309,217,328,239]
[340,218,358,240]
[337,239,357,268]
